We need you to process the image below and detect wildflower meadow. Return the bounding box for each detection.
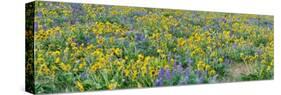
[26,1,274,94]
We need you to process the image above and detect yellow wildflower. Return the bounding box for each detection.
[55,57,60,63]
[132,70,138,79]
[37,57,45,64]
[138,54,144,60]
[218,58,224,63]
[157,49,164,54]
[197,61,205,71]
[75,81,84,92]
[149,69,157,77]
[113,48,122,56]
[90,63,101,72]
[53,50,61,56]
[124,69,130,77]
[40,64,50,75]
[107,81,118,90]
[205,64,211,71]
[59,63,71,72]
[208,69,216,76]
[79,62,86,69]
[97,37,105,44]
[177,37,186,47]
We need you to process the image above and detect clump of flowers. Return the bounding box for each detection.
[31,1,273,94]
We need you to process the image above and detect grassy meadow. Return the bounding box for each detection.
[25,1,273,94]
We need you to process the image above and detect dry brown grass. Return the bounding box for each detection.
[225,63,256,82]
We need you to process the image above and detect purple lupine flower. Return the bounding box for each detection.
[135,33,145,41]
[203,26,209,31]
[85,37,90,44]
[177,67,191,85]
[187,58,193,65]
[34,22,38,32]
[47,2,52,6]
[194,70,204,84]
[165,69,171,80]
[158,68,165,78]
[172,61,177,76]
[267,22,273,29]
[196,76,204,84]
[173,61,177,68]
[184,68,190,81]
[195,70,201,78]
[37,12,43,18]
[209,75,218,83]
[176,62,183,73]
[232,43,237,49]
[80,72,88,79]
[70,3,83,25]
[256,49,263,55]
[198,71,208,84]
[248,18,259,25]
[155,78,163,86]
[155,68,165,86]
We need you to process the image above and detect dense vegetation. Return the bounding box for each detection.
[27,1,273,94]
